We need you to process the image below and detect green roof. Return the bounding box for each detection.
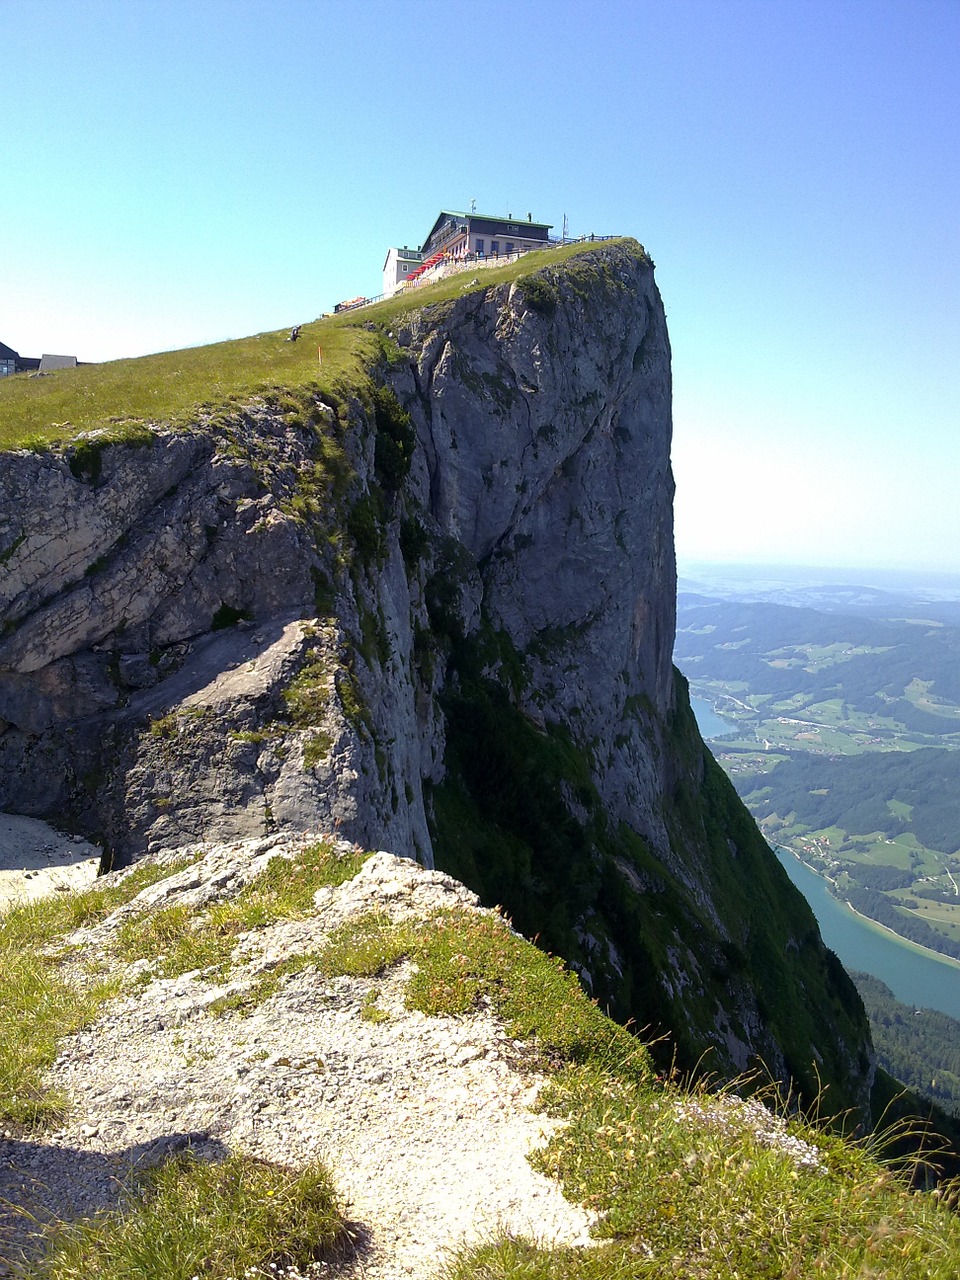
[434,209,552,229]
[422,210,553,248]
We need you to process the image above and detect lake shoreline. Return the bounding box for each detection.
[778,846,960,972]
[773,845,960,1019]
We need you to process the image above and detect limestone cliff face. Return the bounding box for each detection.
[0,242,873,1113]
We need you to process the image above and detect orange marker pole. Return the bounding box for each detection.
[318,346,323,366]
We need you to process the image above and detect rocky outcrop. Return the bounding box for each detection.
[0,241,874,1113]
[0,835,597,1275]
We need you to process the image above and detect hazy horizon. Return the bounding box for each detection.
[678,559,960,584]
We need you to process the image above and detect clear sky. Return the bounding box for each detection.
[3,0,958,573]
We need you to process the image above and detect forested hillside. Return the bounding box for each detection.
[746,748,960,853]
[676,593,960,750]
[853,971,960,1116]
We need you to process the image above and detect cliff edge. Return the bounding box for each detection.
[0,240,872,1112]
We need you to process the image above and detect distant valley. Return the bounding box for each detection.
[675,566,960,960]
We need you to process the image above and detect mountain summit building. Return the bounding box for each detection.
[420,210,552,259]
[381,246,424,298]
[382,209,553,298]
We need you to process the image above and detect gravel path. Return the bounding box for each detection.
[0,837,595,1277]
[0,813,100,908]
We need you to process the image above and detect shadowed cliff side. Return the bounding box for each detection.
[0,240,873,1115]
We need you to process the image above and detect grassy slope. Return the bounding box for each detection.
[0,240,634,451]
[5,848,960,1279]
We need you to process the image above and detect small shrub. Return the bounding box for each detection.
[336,665,370,734]
[311,566,336,615]
[0,532,25,565]
[358,604,391,667]
[361,990,391,1023]
[519,275,559,317]
[399,515,429,568]
[211,602,251,630]
[67,424,155,485]
[228,728,276,745]
[283,656,330,726]
[303,730,334,768]
[370,384,415,491]
[148,714,178,739]
[346,490,386,564]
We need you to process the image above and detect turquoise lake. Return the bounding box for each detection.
[773,848,960,1019]
[688,695,738,740]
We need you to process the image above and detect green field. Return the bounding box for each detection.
[692,675,954,757]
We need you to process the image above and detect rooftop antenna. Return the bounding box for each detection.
[470,197,476,214]
[562,212,569,243]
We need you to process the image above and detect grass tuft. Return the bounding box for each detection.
[108,840,371,983]
[0,843,363,1128]
[308,907,648,1079]
[19,1150,346,1280]
[442,1067,960,1279]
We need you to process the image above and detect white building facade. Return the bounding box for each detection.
[382,246,424,298]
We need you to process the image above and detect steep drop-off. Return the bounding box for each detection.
[0,240,872,1112]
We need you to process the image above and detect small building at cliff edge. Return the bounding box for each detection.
[0,342,79,376]
[0,342,38,376]
[381,246,424,298]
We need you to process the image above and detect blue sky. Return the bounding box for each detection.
[3,0,958,572]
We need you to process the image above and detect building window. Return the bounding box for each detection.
[506,242,514,254]
[491,240,499,255]
[475,238,484,255]
[402,264,409,272]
